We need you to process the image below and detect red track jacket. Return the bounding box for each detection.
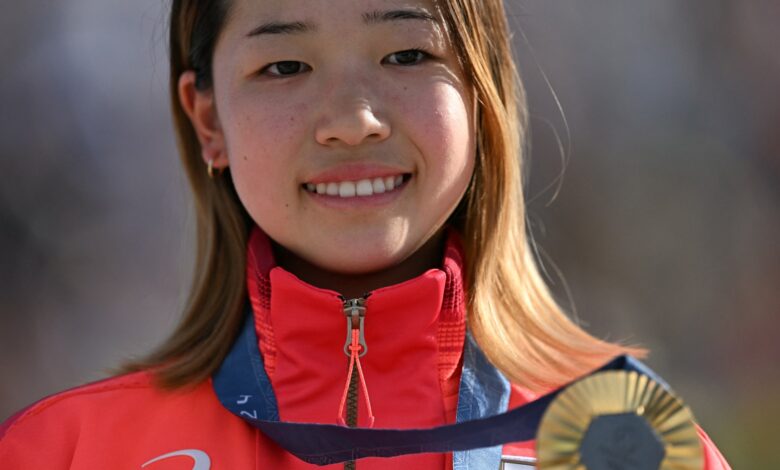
[0,228,730,469]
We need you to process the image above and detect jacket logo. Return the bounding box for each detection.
[142,449,211,470]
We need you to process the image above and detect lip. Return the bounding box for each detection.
[303,163,410,184]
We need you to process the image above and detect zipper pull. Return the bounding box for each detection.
[342,297,368,357]
[337,296,375,428]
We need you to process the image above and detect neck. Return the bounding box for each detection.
[271,231,446,299]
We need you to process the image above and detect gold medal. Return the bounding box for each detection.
[536,370,703,469]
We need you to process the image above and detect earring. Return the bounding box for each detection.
[207,159,215,179]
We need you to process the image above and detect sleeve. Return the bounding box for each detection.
[698,425,732,470]
[0,401,81,469]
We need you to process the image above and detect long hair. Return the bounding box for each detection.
[123,0,643,391]
[437,1,644,390]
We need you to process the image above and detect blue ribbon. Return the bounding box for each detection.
[213,306,664,466]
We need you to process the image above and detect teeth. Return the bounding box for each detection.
[356,179,373,196]
[339,181,356,197]
[305,175,407,198]
[372,177,386,194]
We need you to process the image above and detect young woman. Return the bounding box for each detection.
[0,0,730,468]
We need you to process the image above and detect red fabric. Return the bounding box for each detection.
[246,227,466,469]
[0,227,731,469]
[0,372,258,469]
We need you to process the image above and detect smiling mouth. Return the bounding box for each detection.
[303,174,411,198]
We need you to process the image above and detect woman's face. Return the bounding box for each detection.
[184,0,475,275]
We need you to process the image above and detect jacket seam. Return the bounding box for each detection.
[2,378,152,439]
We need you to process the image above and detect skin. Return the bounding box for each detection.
[179,0,476,297]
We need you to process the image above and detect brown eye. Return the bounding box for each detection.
[262,61,311,77]
[385,49,429,66]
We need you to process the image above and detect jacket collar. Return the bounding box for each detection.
[245,225,467,392]
[212,225,511,468]
[241,227,510,470]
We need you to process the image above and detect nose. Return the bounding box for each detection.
[314,90,391,147]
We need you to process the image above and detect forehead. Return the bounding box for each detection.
[225,0,441,32]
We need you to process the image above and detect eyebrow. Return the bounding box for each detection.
[362,8,436,25]
[246,9,436,38]
[246,21,312,37]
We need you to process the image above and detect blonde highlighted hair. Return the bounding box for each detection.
[123,0,643,391]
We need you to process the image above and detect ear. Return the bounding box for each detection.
[178,71,229,170]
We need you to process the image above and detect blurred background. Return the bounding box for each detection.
[1,1,777,467]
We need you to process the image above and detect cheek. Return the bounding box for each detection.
[220,92,311,218]
[226,92,310,162]
[404,83,474,189]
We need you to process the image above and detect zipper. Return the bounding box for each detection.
[338,294,373,470]
[342,297,368,360]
